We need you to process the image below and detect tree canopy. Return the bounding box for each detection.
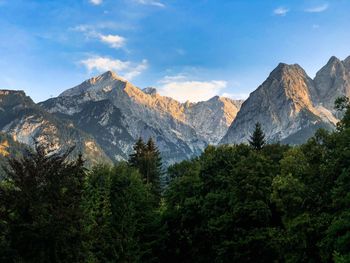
[2,97,350,262]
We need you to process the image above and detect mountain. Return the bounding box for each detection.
[184,96,243,144]
[2,55,349,165]
[40,71,242,164]
[221,62,339,145]
[0,90,110,166]
[313,56,350,112]
[0,131,30,176]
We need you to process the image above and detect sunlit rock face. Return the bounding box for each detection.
[0,90,109,166]
[41,71,242,165]
[184,96,243,144]
[313,56,350,112]
[221,56,350,145]
[2,55,348,165]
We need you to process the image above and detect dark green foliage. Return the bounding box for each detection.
[0,146,86,262]
[249,122,266,150]
[2,99,350,262]
[335,96,350,130]
[83,163,161,263]
[129,137,162,201]
[160,144,286,262]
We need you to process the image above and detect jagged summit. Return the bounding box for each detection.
[220,59,334,145]
[270,63,307,79]
[343,56,350,67]
[0,90,26,96]
[327,56,341,64]
[313,55,350,110]
[98,70,126,81]
[59,71,127,97]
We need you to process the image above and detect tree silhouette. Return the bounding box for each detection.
[249,122,266,150]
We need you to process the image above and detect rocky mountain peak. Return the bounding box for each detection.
[0,90,26,97]
[271,63,307,79]
[0,90,34,108]
[263,62,315,111]
[343,56,350,67]
[327,56,341,65]
[220,61,320,145]
[59,71,127,97]
[313,56,350,110]
[98,70,125,82]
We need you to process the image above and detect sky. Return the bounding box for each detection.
[0,0,350,103]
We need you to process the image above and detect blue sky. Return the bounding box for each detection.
[0,0,350,102]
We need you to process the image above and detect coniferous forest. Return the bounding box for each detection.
[1,97,350,263]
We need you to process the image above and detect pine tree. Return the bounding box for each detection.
[129,137,162,201]
[145,138,162,199]
[249,122,266,150]
[129,137,147,167]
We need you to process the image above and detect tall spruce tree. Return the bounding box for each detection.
[129,137,147,168]
[145,138,162,199]
[129,137,162,201]
[249,122,266,150]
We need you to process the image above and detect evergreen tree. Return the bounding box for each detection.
[129,137,162,201]
[145,138,162,196]
[129,137,147,167]
[83,163,161,263]
[0,145,86,262]
[249,122,266,150]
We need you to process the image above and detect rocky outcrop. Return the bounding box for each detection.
[0,90,110,165]
[313,56,350,112]
[41,71,242,164]
[221,62,339,145]
[184,96,243,144]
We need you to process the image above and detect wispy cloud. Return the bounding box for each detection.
[157,75,227,102]
[81,56,148,80]
[71,22,132,32]
[71,26,126,49]
[135,0,165,8]
[274,7,289,16]
[304,4,329,13]
[89,0,103,5]
[99,34,126,49]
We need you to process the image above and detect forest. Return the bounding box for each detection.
[1,97,350,263]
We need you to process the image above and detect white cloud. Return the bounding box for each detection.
[157,75,227,102]
[135,0,165,8]
[71,22,132,32]
[274,7,289,16]
[304,4,329,13]
[159,74,187,83]
[221,92,249,101]
[90,0,103,5]
[99,34,126,49]
[70,26,126,49]
[81,56,148,80]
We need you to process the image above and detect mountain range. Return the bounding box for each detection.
[0,55,349,165]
